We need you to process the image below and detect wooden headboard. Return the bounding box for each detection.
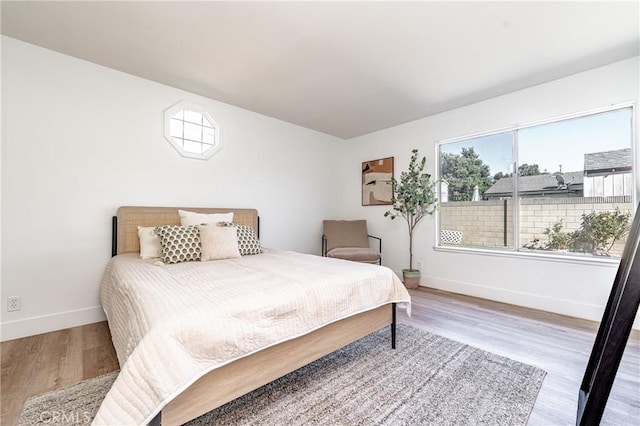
[113,206,259,255]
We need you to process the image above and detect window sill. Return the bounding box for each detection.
[433,245,621,267]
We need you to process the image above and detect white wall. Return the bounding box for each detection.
[344,57,640,327]
[0,37,347,341]
[2,36,638,341]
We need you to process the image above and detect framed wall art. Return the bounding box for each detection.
[362,157,394,206]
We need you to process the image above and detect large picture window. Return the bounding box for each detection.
[437,105,635,260]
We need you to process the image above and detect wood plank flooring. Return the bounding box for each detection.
[1,322,118,425]
[1,287,638,425]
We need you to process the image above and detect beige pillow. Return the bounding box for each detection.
[137,226,162,259]
[179,210,234,226]
[199,224,241,261]
[218,222,263,255]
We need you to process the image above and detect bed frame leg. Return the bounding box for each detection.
[391,302,396,349]
[149,412,161,426]
[111,216,118,257]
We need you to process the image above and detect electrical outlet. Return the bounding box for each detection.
[417,261,423,270]
[7,296,21,312]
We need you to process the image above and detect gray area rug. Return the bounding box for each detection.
[20,324,546,425]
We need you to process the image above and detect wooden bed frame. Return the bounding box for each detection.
[111,206,397,426]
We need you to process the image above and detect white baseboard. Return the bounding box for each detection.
[3,273,638,341]
[425,276,605,320]
[392,269,640,330]
[1,306,106,342]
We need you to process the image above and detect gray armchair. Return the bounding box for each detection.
[322,220,382,265]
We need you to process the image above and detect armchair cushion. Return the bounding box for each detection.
[327,247,381,264]
[323,220,369,252]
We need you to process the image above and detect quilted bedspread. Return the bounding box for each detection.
[95,249,411,425]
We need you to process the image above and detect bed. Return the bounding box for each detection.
[96,206,411,425]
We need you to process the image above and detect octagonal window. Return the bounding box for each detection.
[164,101,221,160]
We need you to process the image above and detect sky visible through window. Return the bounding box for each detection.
[439,108,632,177]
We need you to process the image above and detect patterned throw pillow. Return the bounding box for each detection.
[218,222,263,255]
[155,225,201,264]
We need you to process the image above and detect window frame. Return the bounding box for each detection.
[164,101,222,160]
[434,103,637,265]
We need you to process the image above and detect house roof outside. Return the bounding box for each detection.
[484,148,632,198]
[584,148,632,175]
[485,171,584,198]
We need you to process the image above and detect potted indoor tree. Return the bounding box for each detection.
[384,149,438,289]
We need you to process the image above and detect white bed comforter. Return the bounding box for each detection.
[95,249,411,425]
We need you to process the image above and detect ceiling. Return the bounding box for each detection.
[2,1,639,139]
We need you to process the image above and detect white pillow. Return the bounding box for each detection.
[137,226,162,259]
[179,210,234,226]
[199,224,241,261]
